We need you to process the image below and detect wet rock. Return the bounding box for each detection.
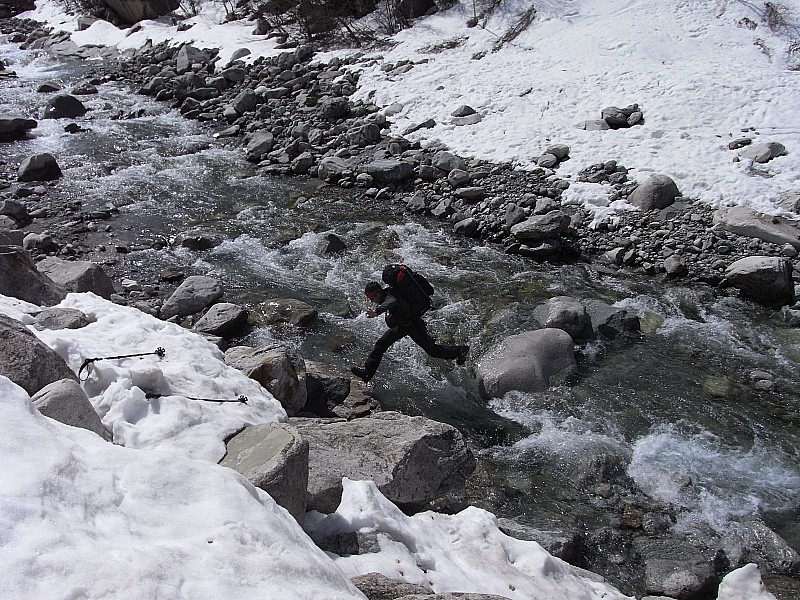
[477,328,577,398]
[0,114,37,141]
[532,296,592,340]
[251,297,318,327]
[350,572,432,599]
[42,94,87,119]
[17,152,62,182]
[723,256,794,306]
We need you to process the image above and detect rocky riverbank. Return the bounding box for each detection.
[2,17,800,600]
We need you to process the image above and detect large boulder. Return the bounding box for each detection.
[0,245,67,305]
[32,379,109,440]
[225,344,307,415]
[18,153,62,182]
[292,411,476,513]
[36,257,116,299]
[477,329,577,398]
[159,275,224,320]
[250,298,318,327]
[219,423,308,523]
[723,256,795,306]
[104,0,180,25]
[0,314,78,396]
[582,299,641,340]
[0,114,37,141]
[713,206,800,250]
[42,94,87,119]
[627,174,680,211]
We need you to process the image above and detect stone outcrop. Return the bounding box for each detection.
[292,411,476,513]
[219,423,309,523]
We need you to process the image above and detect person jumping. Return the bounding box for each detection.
[350,280,469,383]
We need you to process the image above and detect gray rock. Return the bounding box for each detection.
[160,275,224,320]
[533,296,592,340]
[194,302,248,337]
[628,174,680,211]
[317,156,353,181]
[0,114,37,141]
[350,573,433,599]
[33,307,91,330]
[477,329,577,398]
[723,256,795,306]
[172,229,221,250]
[37,257,116,299]
[453,217,479,237]
[320,97,351,120]
[582,299,640,340]
[42,94,87,119]
[510,211,570,243]
[446,168,471,188]
[776,190,800,214]
[455,186,485,201]
[23,232,58,253]
[231,88,258,114]
[292,411,476,513]
[0,230,26,246]
[251,297,318,327]
[245,130,274,162]
[712,206,800,249]
[18,153,62,182]
[225,344,307,415]
[546,143,570,160]
[304,360,380,420]
[0,199,31,225]
[451,105,476,117]
[175,44,210,74]
[634,537,718,599]
[32,379,109,440]
[0,245,66,305]
[452,113,482,126]
[0,313,78,396]
[536,153,559,168]
[432,151,467,173]
[738,141,786,163]
[601,106,629,128]
[348,123,381,147]
[663,254,688,277]
[366,159,414,184]
[220,423,308,523]
[584,119,611,131]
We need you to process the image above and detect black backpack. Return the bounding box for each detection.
[382,264,434,321]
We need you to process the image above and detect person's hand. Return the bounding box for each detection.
[365,309,377,318]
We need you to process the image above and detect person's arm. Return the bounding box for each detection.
[366,293,397,318]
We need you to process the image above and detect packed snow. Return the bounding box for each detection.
[4,0,796,596]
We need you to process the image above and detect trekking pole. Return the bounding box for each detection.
[144,393,248,404]
[78,347,166,381]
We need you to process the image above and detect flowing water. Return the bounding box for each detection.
[3,38,799,594]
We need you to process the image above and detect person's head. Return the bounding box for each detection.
[364,281,383,303]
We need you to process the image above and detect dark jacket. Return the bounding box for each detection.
[373,288,413,328]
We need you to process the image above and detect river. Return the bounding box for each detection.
[2,35,799,598]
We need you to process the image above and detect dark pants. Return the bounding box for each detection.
[363,318,461,377]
